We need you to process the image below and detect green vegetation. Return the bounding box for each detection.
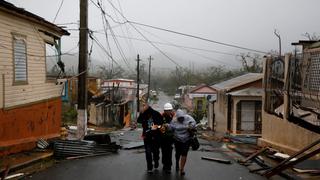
[62,103,77,126]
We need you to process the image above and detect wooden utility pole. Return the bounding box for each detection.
[147,56,153,100]
[77,0,88,139]
[136,54,140,113]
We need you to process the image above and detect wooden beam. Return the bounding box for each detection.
[238,147,268,164]
[201,156,232,164]
[262,138,320,178]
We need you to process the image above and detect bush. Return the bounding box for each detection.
[62,103,77,125]
[191,111,203,124]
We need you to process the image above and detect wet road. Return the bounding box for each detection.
[30,129,265,180]
[149,91,173,112]
[30,92,265,180]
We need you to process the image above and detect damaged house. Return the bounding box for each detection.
[258,40,320,156]
[0,1,69,155]
[211,73,263,135]
[89,79,137,127]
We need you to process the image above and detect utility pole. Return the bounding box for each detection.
[77,0,88,139]
[274,29,282,57]
[147,56,153,100]
[136,54,140,113]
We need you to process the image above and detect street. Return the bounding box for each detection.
[30,129,265,180]
[29,92,265,180]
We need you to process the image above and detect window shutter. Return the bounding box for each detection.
[14,39,27,82]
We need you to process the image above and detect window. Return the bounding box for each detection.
[45,43,60,78]
[13,36,27,83]
[264,57,284,116]
[197,99,203,111]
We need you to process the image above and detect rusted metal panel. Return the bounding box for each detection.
[0,98,61,156]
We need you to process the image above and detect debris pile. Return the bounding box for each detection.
[53,133,120,159]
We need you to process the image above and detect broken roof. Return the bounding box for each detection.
[212,73,263,91]
[0,1,69,36]
[227,87,263,97]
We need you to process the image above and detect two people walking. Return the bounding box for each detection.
[137,100,196,176]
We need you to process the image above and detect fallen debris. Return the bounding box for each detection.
[53,140,120,159]
[198,147,232,153]
[201,156,232,164]
[262,138,320,178]
[122,141,144,150]
[3,173,24,180]
[83,133,111,144]
[293,168,320,174]
[238,147,268,164]
[37,139,50,149]
[66,152,112,160]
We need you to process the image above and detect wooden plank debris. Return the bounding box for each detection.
[262,138,320,178]
[201,156,232,164]
[238,147,268,164]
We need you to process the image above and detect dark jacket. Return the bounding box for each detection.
[137,106,163,139]
[161,112,175,138]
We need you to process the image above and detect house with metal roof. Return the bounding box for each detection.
[184,84,217,121]
[0,1,69,156]
[210,73,263,135]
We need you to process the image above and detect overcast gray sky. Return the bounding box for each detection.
[7,0,320,71]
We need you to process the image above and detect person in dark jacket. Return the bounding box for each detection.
[137,99,163,174]
[160,103,175,173]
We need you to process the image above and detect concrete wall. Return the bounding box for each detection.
[0,98,61,156]
[258,55,320,157]
[214,91,228,133]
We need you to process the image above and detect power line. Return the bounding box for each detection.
[136,25,238,67]
[104,0,267,55]
[106,0,181,67]
[129,21,268,54]
[93,31,238,56]
[53,0,65,23]
[96,0,134,73]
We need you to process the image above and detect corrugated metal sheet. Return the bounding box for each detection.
[212,73,262,91]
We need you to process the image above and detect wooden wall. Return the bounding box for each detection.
[0,11,63,109]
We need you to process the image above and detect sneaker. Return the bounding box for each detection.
[147,170,153,174]
[180,171,185,176]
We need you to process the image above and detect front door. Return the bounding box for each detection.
[240,101,255,131]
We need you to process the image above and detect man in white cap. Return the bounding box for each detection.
[160,103,175,173]
[165,109,196,176]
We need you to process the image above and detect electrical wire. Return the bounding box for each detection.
[129,21,268,54]
[136,25,238,67]
[106,0,181,67]
[95,0,135,73]
[53,0,65,23]
[106,0,268,55]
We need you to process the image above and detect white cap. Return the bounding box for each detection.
[176,109,184,118]
[163,103,173,110]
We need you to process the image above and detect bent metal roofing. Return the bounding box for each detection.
[212,73,262,91]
